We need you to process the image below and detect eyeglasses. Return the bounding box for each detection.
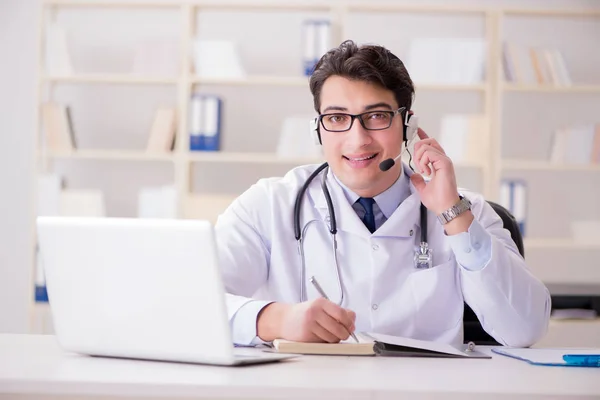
[318,107,405,132]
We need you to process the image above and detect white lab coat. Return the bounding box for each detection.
[215,164,551,347]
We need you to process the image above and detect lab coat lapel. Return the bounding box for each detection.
[308,164,425,238]
[375,165,424,238]
[375,165,427,238]
[374,189,421,238]
[311,169,371,237]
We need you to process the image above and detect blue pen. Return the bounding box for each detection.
[563,354,600,367]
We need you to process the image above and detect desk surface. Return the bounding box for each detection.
[0,334,599,400]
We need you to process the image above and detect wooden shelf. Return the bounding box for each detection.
[502,84,600,93]
[347,4,488,14]
[187,152,323,164]
[525,238,600,250]
[502,160,600,172]
[41,150,177,162]
[192,76,309,86]
[44,75,178,85]
[43,0,180,8]
[502,9,600,17]
[192,2,331,11]
[192,76,487,91]
[415,83,487,91]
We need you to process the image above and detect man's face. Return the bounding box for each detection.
[318,76,404,198]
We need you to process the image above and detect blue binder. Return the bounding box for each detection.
[35,285,49,302]
[35,246,49,302]
[302,19,331,76]
[499,179,527,236]
[189,94,222,151]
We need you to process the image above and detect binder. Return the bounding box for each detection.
[302,20,331,76]
[500,179,527,236]
[271,332,491,359]
[35,174,62,303]
[35,245,49,303]
[492,348,600,368]
[189,94,222,151]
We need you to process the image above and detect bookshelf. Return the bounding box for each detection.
[502,160,600,172]
[44,74,179,85]
[42,149,178,162]
[32,0,600,346]
[503,84,600,93]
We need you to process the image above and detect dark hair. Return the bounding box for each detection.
[309,40,414,114]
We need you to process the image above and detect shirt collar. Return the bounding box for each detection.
[332,162,412,219]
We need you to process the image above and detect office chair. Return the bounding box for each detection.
[462,201,525,345]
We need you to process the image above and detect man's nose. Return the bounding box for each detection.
[346,118,372,147]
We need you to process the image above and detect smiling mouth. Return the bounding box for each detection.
[343,153,378,161]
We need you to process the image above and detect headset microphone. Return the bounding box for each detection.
[379,153,402,172]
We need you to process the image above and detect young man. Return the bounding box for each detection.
[215,40,550,348]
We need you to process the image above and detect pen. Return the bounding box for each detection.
[309,276,359,344]
[563,354,600,367]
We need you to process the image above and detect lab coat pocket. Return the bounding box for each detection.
[407,260,463,338]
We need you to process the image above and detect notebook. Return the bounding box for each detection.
[492,348,600,367]
[272,332,490,358]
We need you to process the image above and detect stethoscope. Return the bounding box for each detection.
[293,160,433,305]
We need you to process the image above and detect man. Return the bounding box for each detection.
[215,40,550,348]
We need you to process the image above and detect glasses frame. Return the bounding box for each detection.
[318,107,406,132]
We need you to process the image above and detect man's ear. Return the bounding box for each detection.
[404,111,419,142]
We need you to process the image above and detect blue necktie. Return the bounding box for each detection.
[357,197,376,233]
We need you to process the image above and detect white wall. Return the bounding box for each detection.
[0,0,37,333]
[0,0,598,333]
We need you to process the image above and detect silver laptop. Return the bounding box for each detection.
[36,216,296,366]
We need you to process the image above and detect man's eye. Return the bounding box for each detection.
[368,112,389,120]
[328,115,348,123]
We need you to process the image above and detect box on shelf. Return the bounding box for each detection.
[192,39,245,79]
[276,116,323,160]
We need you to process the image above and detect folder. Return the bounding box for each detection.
[189,94,222,151]
[492,348,600,368]
[272,332,491,359]
[302,20,330,76]
[500,179,527,236]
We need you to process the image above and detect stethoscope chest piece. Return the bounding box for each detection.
[414,242,433,269]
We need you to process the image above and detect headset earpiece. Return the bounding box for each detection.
[404,110,419,142]
[310,118,322,145]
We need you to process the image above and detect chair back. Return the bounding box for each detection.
[463,200,525,345]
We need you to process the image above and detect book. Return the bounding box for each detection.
[41,102,76,151]
[272,332,491,359]
[274,334,374,356]
[146,107,176,153]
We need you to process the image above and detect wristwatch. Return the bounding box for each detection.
[437,196,472,225]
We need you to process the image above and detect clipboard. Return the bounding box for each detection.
[270,332,491,359]
[372,340,490,359]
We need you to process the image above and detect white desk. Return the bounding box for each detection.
[0,334,598,400]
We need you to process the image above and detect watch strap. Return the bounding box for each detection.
[437,195,472,225]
